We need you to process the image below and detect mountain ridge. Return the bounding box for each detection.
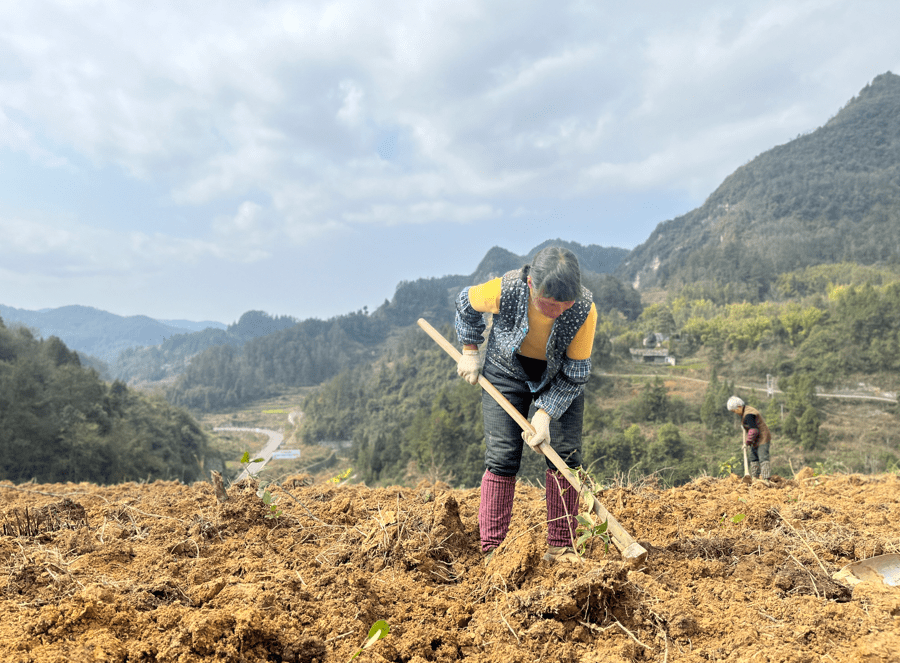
[617,71,900,296]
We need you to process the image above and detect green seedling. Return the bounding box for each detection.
[575,512,610,555]
[349,620,390,661]
[258,488,283,519]
[568,467,612,557]
[240,452,282,519]
[719,512,745,525]
[240,451,265,467]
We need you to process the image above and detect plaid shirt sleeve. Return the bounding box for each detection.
[535,356,591,419]
[455,287,486,346]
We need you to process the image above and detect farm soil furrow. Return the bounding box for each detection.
[1,470,898,662]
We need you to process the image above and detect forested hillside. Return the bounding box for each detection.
[165,242,635,411]
[298,320,714,488]
[114,310,297,384]
[619,71,900,298]
[0,316,213,484]
[165,310,387,411]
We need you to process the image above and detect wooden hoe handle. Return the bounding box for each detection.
[417,318,648,566]
[743,443,750,477]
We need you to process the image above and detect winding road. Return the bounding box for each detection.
[213,426,284,484]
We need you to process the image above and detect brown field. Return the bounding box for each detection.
[1,469,898,662]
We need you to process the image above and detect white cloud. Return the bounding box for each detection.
[336,80,365,127]
[6,0,886,220]
[578,103,813,198]
[0,216,80,256]
[0,209,269,279]
[1,0,899,319]
[211,200,277,257]
[342,201,499,226]
[0,108,68,167]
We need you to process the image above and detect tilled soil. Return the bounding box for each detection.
[1,469,898,663]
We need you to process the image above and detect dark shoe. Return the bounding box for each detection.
[543,545,581,563]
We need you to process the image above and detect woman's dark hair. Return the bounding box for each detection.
[529,247,582,301]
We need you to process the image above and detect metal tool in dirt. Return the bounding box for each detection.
[417,318,649,567]
[833,553,900,587]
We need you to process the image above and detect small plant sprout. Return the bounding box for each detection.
[719,512,746,526]
[240,451,264,467]
[239,451,282,520]
[569,467,611,557]
[575,512,610,555]
[349,620,390,661]
[258,487,283,519]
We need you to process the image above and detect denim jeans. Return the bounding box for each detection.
[482,359,583,477]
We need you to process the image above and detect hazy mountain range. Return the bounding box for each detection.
[0,304,225,365]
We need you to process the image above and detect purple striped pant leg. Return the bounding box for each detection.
[546,469,579,548]
[479,470,516,552]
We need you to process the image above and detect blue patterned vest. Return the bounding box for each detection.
[485,267,593,390]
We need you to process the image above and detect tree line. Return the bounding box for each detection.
[299,325,711,488]
[298,331,841,489]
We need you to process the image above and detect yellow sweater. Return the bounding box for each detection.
[467,278,597,361]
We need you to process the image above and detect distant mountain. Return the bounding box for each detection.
[470,240,629,284]
[0,304,218,365]
[469,246,525,283]
[525,239,630,274]
[113,310,297,384]
[618,71,900,298]
[158,319,227,332]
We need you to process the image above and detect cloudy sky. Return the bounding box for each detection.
[1,1,898,325]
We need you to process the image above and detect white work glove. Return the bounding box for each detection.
[456,349,481,385]
[522,409,551,450]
